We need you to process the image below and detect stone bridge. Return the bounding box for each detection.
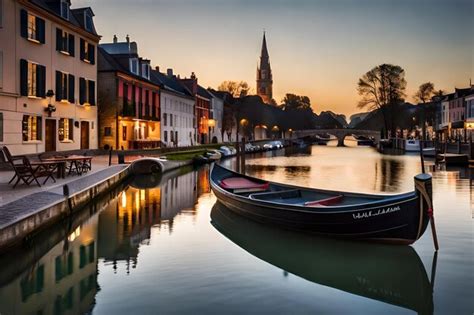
[294,129,380,147]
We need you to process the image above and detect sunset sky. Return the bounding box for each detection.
[75,0,473,119]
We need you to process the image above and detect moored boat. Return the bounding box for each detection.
[194,150,222,165]
[210,164,434,245]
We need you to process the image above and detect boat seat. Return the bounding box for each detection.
[219,177,269,193]
[304,195,344,207]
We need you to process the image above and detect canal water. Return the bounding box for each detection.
[0,144,472,314]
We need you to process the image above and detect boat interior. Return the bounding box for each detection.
[215,169,397,208]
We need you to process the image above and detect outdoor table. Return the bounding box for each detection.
[30,160,67,179]
[42,156,93,177]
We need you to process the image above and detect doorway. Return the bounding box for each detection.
[81,121,90,149]
[45,119,56,152]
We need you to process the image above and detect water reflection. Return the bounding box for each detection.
[0,166,210,314]
[211,202,435,315]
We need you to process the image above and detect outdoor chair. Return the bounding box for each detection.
[3,146,56,188]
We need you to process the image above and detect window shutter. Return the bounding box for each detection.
[36,17,45,44]
[36,116,42,140]
[68,34,75,56]
[69,119,74,140]
[80,39,85,61]
[79,77,86,104]
[68,74,75,103]
[55,71,62,101]
[88,44,95,65]
[56,28,62,51]
[20,59,28,96]
[88,80,95,105]
[37,65,46,98]
[59,119,64,141]
[20,9,28,38]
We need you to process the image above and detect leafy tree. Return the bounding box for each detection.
[222,103,237,142]
[414,82,435,103]
[218,81,250,97]
[280,94,312,111]
[433,89,445,97]
[357,64,407,137]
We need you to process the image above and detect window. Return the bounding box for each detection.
[163,113,167,126]
[80,39,95,64]
[122,126,127,141]
[0,51,2,89]
[20,59,45,97]
[170,114,173,126]
[130,58,139,75]
[60,0,69,20]
[170,130,174,142]
[58,118,73,141]
[56,71,75,103]
[104,127,112,137]
[79,78,95,105]
[20,10,45,43]
[175,131,178,144]
[22,115,42,141]
[0,0,3,28]
[56,28,74,56]
[142,63,150,80]
[164,130,167,142]
[0,112,3,142]
[84,12,93,32]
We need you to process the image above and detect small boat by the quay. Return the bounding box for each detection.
[405,139,421,152]
[352,134,375,146]
[211,203,434,315]
[194,150,222,165]
[210,163,438,246]
[422,147,437,157]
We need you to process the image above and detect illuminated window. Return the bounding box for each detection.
[28,62,37,96]
[59,118,73,141]
[27,13,37,41]
[22,115,42,141]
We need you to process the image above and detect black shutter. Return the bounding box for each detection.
[56,71,62,101]
[79,78,86,104]
[68,34,75,56]
[80,39,85,61]
[56,28,62,51]
[20,9,28,38]
[37,65,46,98]
[69,119,74,140]
[68,74,75,103]
[36,17,45,44]
[88,80,96,105]
[36,116,42,140]
[88,44,95,65]
[20,59,28,96]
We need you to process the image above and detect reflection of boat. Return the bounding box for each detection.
[352,134,375,146]
[211,203,434,315]
[314,134,331,145]
[405,139,421,152]
[210,164,432,244]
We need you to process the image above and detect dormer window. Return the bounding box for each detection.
[85,12,93,32]
[60,0,69,20]
[130,58,139,75]
[142,63,150,80]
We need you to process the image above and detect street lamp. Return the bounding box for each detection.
[208,118,216,143]
[45,89,56,117]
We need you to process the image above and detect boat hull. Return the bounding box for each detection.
[210,165,431,244]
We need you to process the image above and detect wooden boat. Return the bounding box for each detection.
[210,164,434,245]
[211,203,434,315]
[193,150,222,165]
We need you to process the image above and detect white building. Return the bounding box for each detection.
[0,0,100,155]
[208,89,224,143]
[151,68,195,147]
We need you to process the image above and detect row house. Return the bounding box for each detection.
[179,73,212,144]
[150,68,195,147]
[437,86,474,140]
[97,36,160,150]
[0,0,99,155]
[207,89,224,143]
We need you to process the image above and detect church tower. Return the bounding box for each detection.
[256,32,273,104]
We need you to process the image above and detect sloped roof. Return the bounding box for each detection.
[197,85,213,99]
[29,0,98,36]
[150,70,193,99]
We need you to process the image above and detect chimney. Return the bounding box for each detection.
[155,66,160,72]
[113,35,118,43]
[126,34,130,43]
[167,68,173,77]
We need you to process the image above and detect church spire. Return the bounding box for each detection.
[256,31,273,104]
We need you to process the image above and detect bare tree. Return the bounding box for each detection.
[357,64,407,138]
[218,81,250,97]
[414,82,435,103]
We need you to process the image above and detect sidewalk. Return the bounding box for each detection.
[0,155,114,207]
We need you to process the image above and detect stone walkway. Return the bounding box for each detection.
[0,155,115,207]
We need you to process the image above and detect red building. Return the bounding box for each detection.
[179,73,212,144]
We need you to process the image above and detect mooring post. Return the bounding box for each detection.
[240,137,246,174]
[108,147,113,166]
[457,137,461,154]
